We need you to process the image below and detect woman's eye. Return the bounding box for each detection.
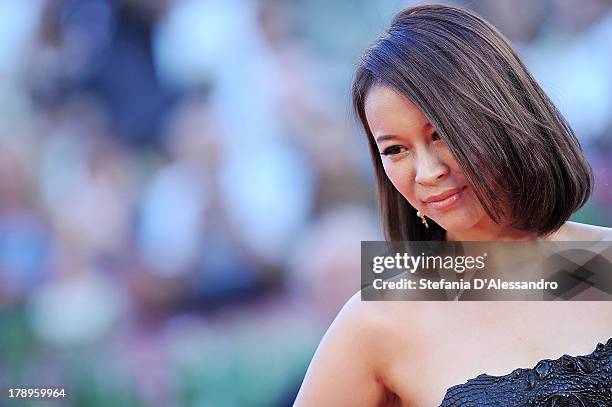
[381,145,406,156]
[432,131,441,141]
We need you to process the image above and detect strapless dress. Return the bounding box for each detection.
[440,337,612,406]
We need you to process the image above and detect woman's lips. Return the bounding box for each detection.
[423,186,466,211]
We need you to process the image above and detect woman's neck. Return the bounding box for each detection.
[446,218,537,241]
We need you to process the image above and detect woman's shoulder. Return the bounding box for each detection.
[333,290,398,338]
[312,290,432,374]
[341,287,429,326]
[547,221,612,241]
[293,291,408,405]
[336,290,436,352]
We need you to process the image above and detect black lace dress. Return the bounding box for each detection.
[440,338,612,406]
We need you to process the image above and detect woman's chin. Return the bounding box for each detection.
[432,215,481,237]
[427,198,485,237]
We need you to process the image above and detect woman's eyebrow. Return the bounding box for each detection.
[375,134,400,143]
[375,122,432,143]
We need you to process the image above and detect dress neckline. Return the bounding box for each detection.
[443,336,612,391]
[440,337,612,406]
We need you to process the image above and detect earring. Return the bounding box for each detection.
[416,211,429,229]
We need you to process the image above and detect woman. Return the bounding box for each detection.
[294,4,612,406]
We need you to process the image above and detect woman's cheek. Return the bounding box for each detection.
[384,162,418,205]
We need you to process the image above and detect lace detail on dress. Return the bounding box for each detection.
[440,338,612,407]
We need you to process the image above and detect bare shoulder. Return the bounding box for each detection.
[318,290,389,339]
[294,291,401,406]
[548,221,612,241]
[315,290,398,363]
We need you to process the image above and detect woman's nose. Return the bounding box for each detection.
[414,148,449,185]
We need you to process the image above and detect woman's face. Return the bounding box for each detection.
[364,85,487,234]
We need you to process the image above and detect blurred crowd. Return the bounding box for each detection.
[0,0,610,406]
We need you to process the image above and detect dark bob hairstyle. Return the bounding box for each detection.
[352,4,593,241]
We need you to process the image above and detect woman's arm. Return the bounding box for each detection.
[293,292,394,406]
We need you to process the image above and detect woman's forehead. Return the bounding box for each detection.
[364,85,431,138]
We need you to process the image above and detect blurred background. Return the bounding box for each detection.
[0,0,610,406]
